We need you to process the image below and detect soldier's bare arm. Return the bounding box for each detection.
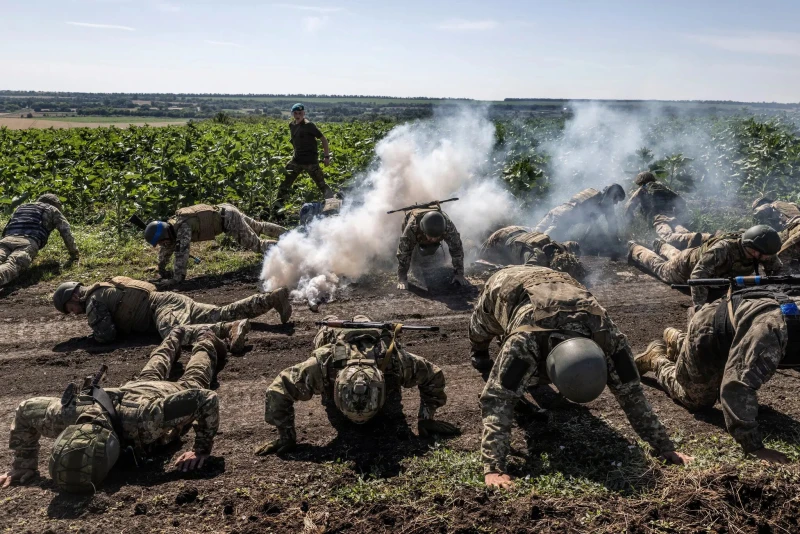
[87,298,118,343]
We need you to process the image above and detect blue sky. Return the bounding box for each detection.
[1,0,798,102]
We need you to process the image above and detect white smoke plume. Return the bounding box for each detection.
[261,107,518,302]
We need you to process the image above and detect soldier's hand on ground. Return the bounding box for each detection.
[174,451,209,472]
[0,469,37,488]
[484,473,514,490]
[751,447,791,464]
[254,437,296,456]
[397,279,408,290]
[660,450,694,466]
[418,419,461,437]
[451,274,469,287]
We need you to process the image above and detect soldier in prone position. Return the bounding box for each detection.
[628,225,783,307]
[255,315,459,455]
[470,265,692,489]
[396,206,466,290]
[52,276,292,350]
[635,284,800,464]
[534,184,625,246]
[652,214,714,250]
[478,226,586,282]
[144,203,286,287]
[0,327,227,491]
[752,197,800,231]
[0,194,79,288]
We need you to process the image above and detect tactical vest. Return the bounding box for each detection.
[315,328,396,392]
[514,231,554,251]
[175,204,223,242]
[569,188,600,207]
[402,207,441,233]
[86,276,156,334]
[713,286,800,368]
[2,202,50,248]
[484,226,531,248]
[643,182,679,212]
[773,201,800,221]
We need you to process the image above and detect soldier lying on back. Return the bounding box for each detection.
[0,194,79,289]
[469,265,692,489]
[0,327,229,491]
[52,276,292,350]
[144,203,286,287]
[636,283,800,464]
[255,315,459,455]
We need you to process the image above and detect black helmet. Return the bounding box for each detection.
[144,221,170,246]
[602,184,625,204]
[741,225,781,255]
[420,211,446,239]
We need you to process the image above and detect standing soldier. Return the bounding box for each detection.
[534,184,625,248]
[396,205,466,290]
[144,202,286,287]
[274,103,334,210]
[470,265,691,488]
[255,315,459,455]
[635,283,800,464]
[628,225,783,307]
[478,226,586,282]
[623,172,687,223]
[752,197,800,230]
[51,276,292,349]
[0,328,227,491]
[0,194,79,288]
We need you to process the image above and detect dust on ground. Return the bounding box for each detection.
[1,257,799,533]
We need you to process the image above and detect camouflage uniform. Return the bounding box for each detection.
[624,182,686,222]
[753,201,800,230]
[158,203,286,283]
[8,332,220,471]
[629,236,782,306]
[534,188,618,243]
[396,208,464,280]
[652,292,800,452]
[264,315,447,440]
[81,276,282,343]
[0,201,79,287]
[653,215,712,250]
[471,265,676,474]
[480,226,565,265]
[778,217,800,266]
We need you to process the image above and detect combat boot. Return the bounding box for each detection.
[634,340,668,375]
[197,327,228,374]
[662,327,684,362]
[269,287,293,324]
[227,319,251,354]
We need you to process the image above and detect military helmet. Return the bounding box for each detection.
[144,221,170,246]
[546,338,608,404]
[634,171,657,186]
[333,360,387,423]
[49,422,121,493]
[53,282,83,313]
[37,193,63,211]
[601,183,625,204]
[420,211,446,239]
[751,196,773,210]
[549,252,587,283]
[741,224,781,255]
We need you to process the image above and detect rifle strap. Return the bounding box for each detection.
[92,386,125,439]
[379,323,403,372]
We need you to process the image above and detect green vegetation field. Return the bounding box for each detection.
[33,116,187,124]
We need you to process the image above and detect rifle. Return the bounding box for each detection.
[671,275,800,290]
[315,320,439,332]
[387,198,459,215]
[128,214,201,264]
[472,259,506,272]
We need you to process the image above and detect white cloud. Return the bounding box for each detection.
[437,19,498,31]
[303,16,329,33]
[156,2,181,12]
[205,40,243,47]
[272,4,343,13]
[65,21,136,31]
[687,31,800,58]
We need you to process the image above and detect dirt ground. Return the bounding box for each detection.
[0,118,185,129]
[1,257,800,533]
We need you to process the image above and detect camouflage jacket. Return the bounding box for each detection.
[624,182,686,221]
[8,335,218,471]
[396,208,464,278]
[83,278,158,343]
[480,226,550,266]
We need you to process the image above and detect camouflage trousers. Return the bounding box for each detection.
[629,243,692,284]
[0,235,40,287]
[136,336,217,390]
[221,204,284,254]
[653,216,709,250]
[150,290,277,339]
[277,161,334,202]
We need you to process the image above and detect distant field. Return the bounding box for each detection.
[0,117,187,129]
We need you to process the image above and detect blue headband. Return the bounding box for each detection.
[149,222,166,246]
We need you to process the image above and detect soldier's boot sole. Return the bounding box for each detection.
[634,340,668,375]
[229,319,251,354]
[270,287,293,324]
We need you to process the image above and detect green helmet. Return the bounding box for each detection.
[49,422,121,493]
[420,211,446,239]
[742,224,781,255]
[546,338,608,404]
[634,172,656,186]
[53,282,83,313]
[333,360,387,423]
[549,252,587,283]
[37,193,63,211]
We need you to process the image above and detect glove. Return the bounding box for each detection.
[418,419,461,438]
[451,274,468,287]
